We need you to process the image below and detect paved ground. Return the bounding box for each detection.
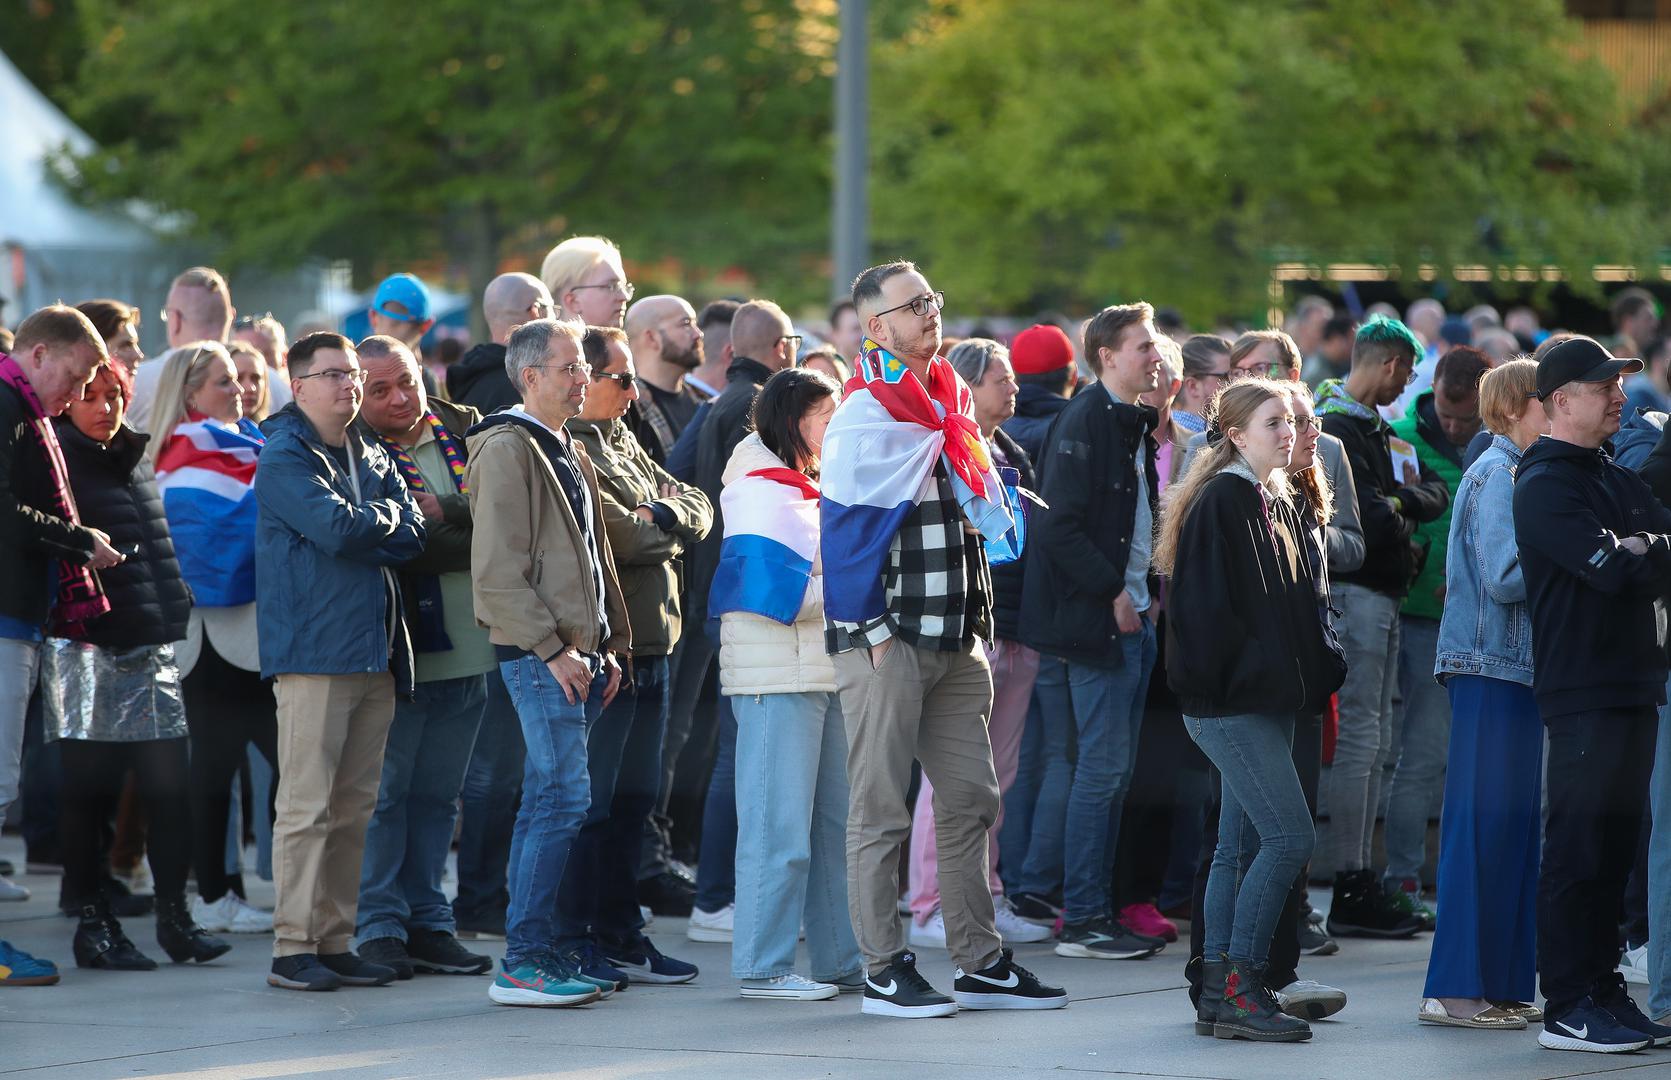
[3,839,1668,1080]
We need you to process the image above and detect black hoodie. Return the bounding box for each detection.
[1512,435,1671,718]
[446,343,521,415]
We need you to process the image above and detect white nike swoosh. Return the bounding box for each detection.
[966,970,1020,989]
[868,978,897,995]
[1559,1022,1589,1039]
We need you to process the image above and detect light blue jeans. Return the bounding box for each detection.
[0,637,42,817]
[731,690,862,982]
[1383,615,1449,887]
[1648,672,1671,1020]
[1186,712,1314,965]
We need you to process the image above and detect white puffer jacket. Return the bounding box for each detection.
[717,435,836,696]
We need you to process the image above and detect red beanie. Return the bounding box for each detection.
[1010,324,1075,375]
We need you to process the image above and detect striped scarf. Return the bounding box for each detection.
[382,411,468,494]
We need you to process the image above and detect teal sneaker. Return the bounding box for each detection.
[488,957,600,1007]
[0,940,60,986]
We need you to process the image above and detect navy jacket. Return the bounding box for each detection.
[1001,384,1071,464]
[1513,435,1671,718]
[254,404,426,690]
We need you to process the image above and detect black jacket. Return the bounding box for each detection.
[1514,436,1671,718]
[1001,384,1071,465]
[1319,408,1449,597]
[989,426,1037,643]
[1636,417,1671,498]
[1165,472,1346,717]
[53,420,192,649]
[0,380,97,628]
[1020,385,1158,668]
[686,357,775,625]
[446,343,521,415]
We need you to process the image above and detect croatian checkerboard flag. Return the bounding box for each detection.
[708,461,821,626]
[820,339,1018,626]
[155,418,264,606]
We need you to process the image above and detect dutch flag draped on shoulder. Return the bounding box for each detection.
[155,418,264,607]
[820,338,1019,626]
[708,453,822,626]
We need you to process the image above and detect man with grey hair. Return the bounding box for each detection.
[623,294,705,465]
[447,273,556,415]
[464,317,630,1007]
[131,266,237,430]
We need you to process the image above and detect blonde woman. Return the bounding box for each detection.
[227,340,271,422]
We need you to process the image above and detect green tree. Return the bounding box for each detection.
[48,0,838,328]
[870,0,1671,322]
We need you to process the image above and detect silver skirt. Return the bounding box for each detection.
[40,639,188,742]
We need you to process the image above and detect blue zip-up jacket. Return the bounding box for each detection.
[254,403,426,688]
[1435,435,1533,688]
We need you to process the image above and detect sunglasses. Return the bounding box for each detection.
[594,371,636,389]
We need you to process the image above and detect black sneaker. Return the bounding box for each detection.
[1296,920,1339,956]
[268,953,342,991]
[1325,871,1421,939]
[319,951,396,987]
[357,937,415,980]
[407,929,492,975]
[952,948,1068,1011]
[1597,979,1671,1047]
[861,950,957,1018]
[1007,892,1061,926]
[1054,917,1163,960]
[637,871,697,917]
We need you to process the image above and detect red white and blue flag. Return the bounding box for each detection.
[709,455,821,626]
[155,418,264,607]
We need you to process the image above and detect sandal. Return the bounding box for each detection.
[1488,1000,1542,1024]
[1418,998,1527,1029]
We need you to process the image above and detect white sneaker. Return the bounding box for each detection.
[0,876,29,902]
[993,896,1052,944]
[1274,978,1348,1020]
[1620,944,1651,986]
[192,893,274,934]
[687,903,734,943]
[739,973,838,1000]
[114,862,154,898]
[908,909,948,950]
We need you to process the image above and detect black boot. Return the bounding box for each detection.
[73,900,158,971]
[1325,870,1421,939]
[156,894,231,964]
[1213,957,1312,1042]
[1196,957,1226,1035]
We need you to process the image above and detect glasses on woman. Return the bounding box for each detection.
[571,280,636,300]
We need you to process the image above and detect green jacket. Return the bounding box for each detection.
[1389,392,1462,620]
[566,416,713,656]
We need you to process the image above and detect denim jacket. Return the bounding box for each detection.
[1434,434,1532,687]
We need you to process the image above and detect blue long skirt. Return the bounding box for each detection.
[1422,674,1542,1001]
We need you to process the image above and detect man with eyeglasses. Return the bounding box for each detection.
[130,266,236,431]
[1315,315,1449,941]
[465,318,629,1007]
[254,331,427,992]
[559,325,711,988]
[349,336,496,981]
[623,295,708,466]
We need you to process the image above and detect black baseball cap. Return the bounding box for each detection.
[1534,335,1642,401]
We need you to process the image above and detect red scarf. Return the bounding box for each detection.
[848,338,991,496]
[747,466,820,501]
[0,352,110,631]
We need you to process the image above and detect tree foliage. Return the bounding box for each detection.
[870,0,1671,322]
[46,0,838,313]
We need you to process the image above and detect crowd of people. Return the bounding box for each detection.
[2,246,1671,1056]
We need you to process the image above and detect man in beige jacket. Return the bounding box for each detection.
[464,318,630,1008]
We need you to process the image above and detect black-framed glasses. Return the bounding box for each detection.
[1294,416,1319,433]
[233,311,275,330]
[571,280,636,300]
[594,371,637,389]
[1199,369,1234,382]
[874,291,944,320]
[528,298,556,318]
[780,334,804,353]
[295,367,366,386]
[1236,362,1280,377]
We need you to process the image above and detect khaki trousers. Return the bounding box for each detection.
[272,672,396,957]
[834,639,1001,974]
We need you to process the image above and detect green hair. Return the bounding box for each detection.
[1352,314,1421,367]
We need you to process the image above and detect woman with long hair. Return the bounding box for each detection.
[1157,379,1345,1043]
[148,342,277,935]
[227,340,272,422]
[712,366,864,1000]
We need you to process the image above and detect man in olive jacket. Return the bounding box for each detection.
[465,318,630,1007]
[559,325,711,985]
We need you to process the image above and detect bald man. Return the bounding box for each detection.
[130,266,237,430]
[622,295,705,465]
[447,273,556,414]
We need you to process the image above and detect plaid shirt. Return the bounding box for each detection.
[825,464,993,653]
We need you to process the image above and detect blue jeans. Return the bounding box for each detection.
[555,657,668,949]
[1384,615,1449,887]
[1016,659,1074,899]
[731,691,862,981]
[500,656,604,967]
[997,687,1045,896]
[453,670,525,923]
[1050,620,1157,924]
[1648,672,1671,1019]
[357,674,488,943]
[1186,712,1313,965]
